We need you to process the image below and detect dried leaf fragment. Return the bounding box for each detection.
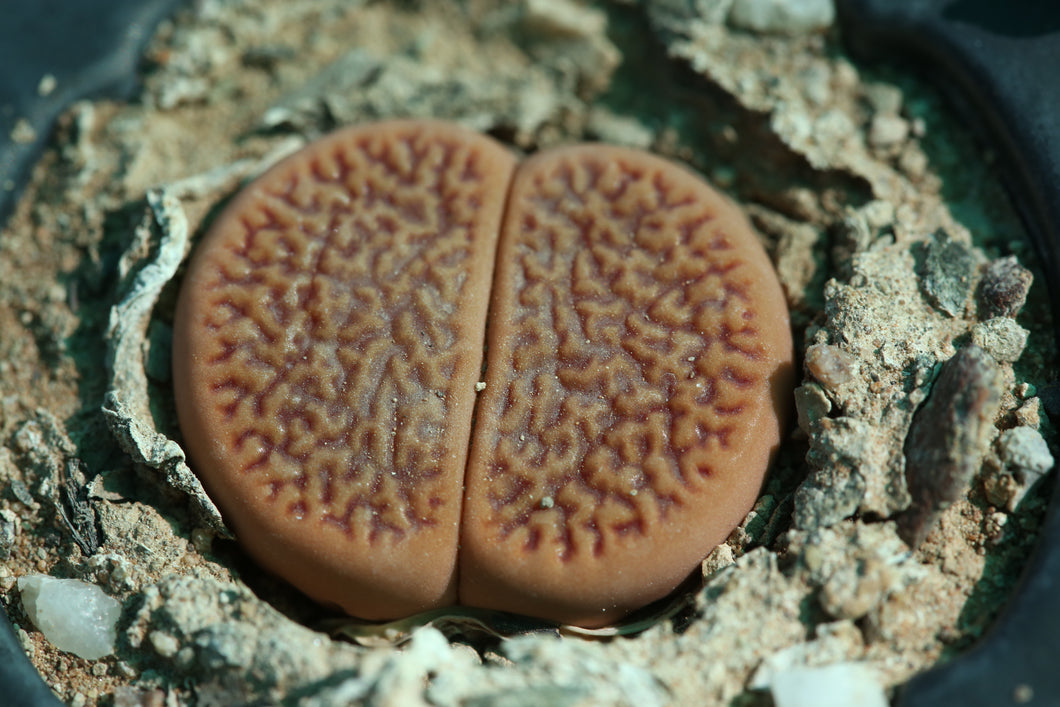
[897,345,1001,548]
[101,188,229,535]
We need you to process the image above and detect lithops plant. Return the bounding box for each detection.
[173,121,513,618]
[173,119,793,628]
[461,145,793,626]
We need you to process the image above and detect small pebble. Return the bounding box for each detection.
[919,230,978,317]
[982,472,1025,513]
[794,417,872,530]
[898,147,928,180]
[18,575,122,660]
[1014,398,1042,429]
[770,663,888,707]
[0,512,17,560]
[585,107,654,149]
[9,478,36,506]
[10,118,36,145]
[819,556,890,620]
[702,543,736,576]
[861,200,895,230]
[804,344,856,392]
[728,0,835,35]
[862,83,903,115]
[998,427,1053,477]
[176,646,196,669]
[191,527,213,554]
[149,630,181,658]
[794,383,831,434]
[518,0,607,39]
[898,346,1001,547]
[799,64,832,106]
[984,511,1008,545]
[113,687,167,707]
[868,114,909,148]
[971,317,1029,363]
[1016,382,1037,399]
[977,256,1033,319]
[37,74,57,97]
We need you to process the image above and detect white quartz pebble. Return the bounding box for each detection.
[18,575,121,660]
[729,0,835,35]
[771,663,888,707]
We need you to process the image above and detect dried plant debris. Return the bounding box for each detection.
[101,188,229,536]
[0,0,1056,705]
[897,345,1002,548]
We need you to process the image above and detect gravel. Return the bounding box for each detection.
[18,575,122,660]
